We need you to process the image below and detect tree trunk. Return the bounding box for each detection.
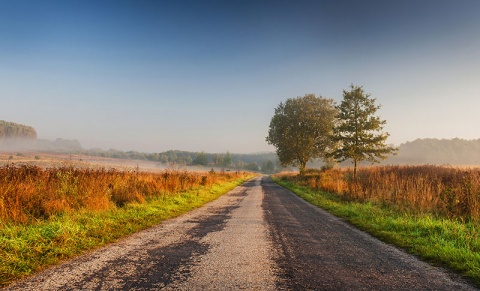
[299,161,307,176]
[353,160,357,179]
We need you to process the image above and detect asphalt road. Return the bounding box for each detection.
[4,176,477,290]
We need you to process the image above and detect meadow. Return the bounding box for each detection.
[0,162,254,286]
[274,165,480,285]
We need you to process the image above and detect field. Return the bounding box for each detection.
[0,151,174,172]
[274,165,480,285]
[0,153,255,286]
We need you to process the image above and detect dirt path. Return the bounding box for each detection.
[165,177,277,290]
[4,176,477,290]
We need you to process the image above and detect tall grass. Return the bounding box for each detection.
[0,164,249,224]
[279,165,480,221]
[0,164,254,286]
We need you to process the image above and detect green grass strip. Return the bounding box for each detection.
[273,177,480,287]
[0,176,253,287]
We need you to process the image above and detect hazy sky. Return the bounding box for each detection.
[2,0,480,153]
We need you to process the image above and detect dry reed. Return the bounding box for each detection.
[0,164,248,224]
[279,165,480,221]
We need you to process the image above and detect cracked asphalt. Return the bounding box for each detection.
[3,176,477,290]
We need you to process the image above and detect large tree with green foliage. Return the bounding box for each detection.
[266,94,338,174]
[331,85,396,177]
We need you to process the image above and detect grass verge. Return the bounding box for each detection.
[0,176,253,287]
[273,177,480,287]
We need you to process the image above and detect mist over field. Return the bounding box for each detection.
[0,138,82,152]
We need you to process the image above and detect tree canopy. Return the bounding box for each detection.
[223,151,232,167]
[266,94,338,173]
[0,120,37,139]
[331,85,396,176]
[194,151,208,166]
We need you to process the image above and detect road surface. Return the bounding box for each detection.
[4,176,476,290]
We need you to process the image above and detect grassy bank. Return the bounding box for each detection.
[0,165,254,287]
[273,175,480,287]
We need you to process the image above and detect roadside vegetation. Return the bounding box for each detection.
[0,164,255,287]
[274,165,480,285]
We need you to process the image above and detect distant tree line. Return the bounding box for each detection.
[82,138,480,171]
[0,120,37,139]
[385,138,480,166]
[83,148,281,173]
[0,123,280,172]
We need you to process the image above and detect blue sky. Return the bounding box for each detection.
[1,0,480,153]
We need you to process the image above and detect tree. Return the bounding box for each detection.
[245,161,260,172]
[0,120,37,139]
[261,160,275,174]
[213,154,224,166]
[266,94,338,174]
[194,152,208,166]
[223,151,232,167]
[177,154,193,165]
[235,160,246,170]
[331,85,397,177]
[159,154,169,164]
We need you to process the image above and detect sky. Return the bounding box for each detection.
[1,0,480,153]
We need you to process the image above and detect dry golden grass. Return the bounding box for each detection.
[0,163,249,224]
[278,165,480,221]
